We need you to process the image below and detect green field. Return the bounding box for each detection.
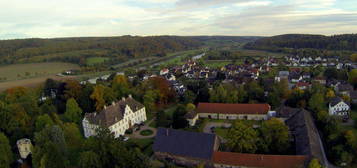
[0,62,79,82]
[204,60,235,68]
[86,57,109,65]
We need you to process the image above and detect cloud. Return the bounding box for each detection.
[0,0,356,39]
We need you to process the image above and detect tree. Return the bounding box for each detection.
[308,158,323,168]
[156,110,171,127]
[35,114,54,132]
[183,90,196,104]
[172,105,188,129]
[309,93,325,112]
[325,89,335,100]
[259,118,290,154]
[64,98,83,123]
[32,125,69,168]
[227,120,258,153]
[63,123,83,166]
[90,85,106,111]
[186,103,196,112]
[64,80,82,100]
[350,53,357,62]
[0,132,13,168]
[348,69,357,88]
[79,151,100,168]
[112,75,130,99]
[143,90,158,113]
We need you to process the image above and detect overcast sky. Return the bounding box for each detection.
[1,0,357,39]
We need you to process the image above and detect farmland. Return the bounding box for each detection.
[0,62,79,91]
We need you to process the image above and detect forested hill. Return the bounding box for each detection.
[244,34,357,52]
[0,36,202,65]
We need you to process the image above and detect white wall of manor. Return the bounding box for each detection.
[83,106,146,138]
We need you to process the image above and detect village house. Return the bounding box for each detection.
[186,103,273,126]
[17,138,33,159]
[335,83,353,96]
[82,95,147,138]
[350,91,357,104]
[328,97,350,119]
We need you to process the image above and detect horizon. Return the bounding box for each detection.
[1,0,357,40]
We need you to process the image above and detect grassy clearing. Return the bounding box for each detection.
[0,62,79,82]
[86,57,109,65]
[204,60,234,68]
[214,127,229,139]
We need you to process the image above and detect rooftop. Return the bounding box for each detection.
[212,151,307,168]
[153,128,217,160]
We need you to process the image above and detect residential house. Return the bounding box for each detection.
[289,72,302,83]
[153,128,220,167]
[328,97,350,119]
[313,77,326,85]
[275,71,289,82]
[82,95,147,138]
[17,138,33,159]
[296,82,311,90]
[350,91,357,104]
[335,83,353,96]
[160,68,169,76]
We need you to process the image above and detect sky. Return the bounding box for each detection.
[1,0,357,39]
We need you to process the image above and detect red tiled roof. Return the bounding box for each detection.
[296,82,310,87]
[197,103,270,115]
[212,152,308,168]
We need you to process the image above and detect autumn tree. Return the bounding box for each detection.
[64,98,83,124]
[90,85,106,111]
[227,120,258,153]
[350,53,357,62]
[348,69,357,88]
[307,158,323,168]
[64,80,82,100]
[112,75,130,99]
[309,93,325,112]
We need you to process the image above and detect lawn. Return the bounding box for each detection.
[140,129,154,136]
[204,60,235,68]
[214,127,229,139]
[86,57,109,65]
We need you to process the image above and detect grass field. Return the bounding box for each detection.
[86,57,109,65]
[0,62,79,91]
[204,60,234,68]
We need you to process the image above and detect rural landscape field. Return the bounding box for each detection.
[1,0,357,168]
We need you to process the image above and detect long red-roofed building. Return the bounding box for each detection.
[212,151,307,168]
[186,103,273,126]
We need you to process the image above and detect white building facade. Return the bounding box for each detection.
[329,97,350,119]
[83,96,147,138]
[17,138,33,159]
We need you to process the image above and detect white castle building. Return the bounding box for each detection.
[82,95,147,138]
